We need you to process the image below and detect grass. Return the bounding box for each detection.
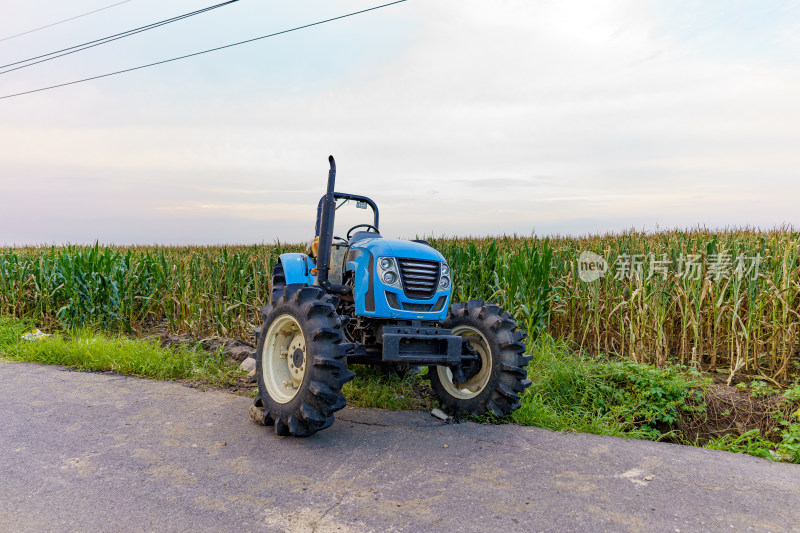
[511,336,707,440]
[343,365,437,411]
[0,316,244,386]
[0,315,432,411]
[705,424,800,463]
[512,335,800,463]
[704,430,776,459]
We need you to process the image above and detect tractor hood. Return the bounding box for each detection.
[350,237,445,263]
[345,236,451,320]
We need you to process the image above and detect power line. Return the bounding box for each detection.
[1,1,239,70]
[0,0,240,75]
[0,0,408,101]
[0,1,134,43]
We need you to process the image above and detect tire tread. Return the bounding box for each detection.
[430,299,532,418]
[254,282,349,437]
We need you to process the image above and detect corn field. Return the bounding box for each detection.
[0,243,301,339]
[545,229,800,383]
[1,228,798,381]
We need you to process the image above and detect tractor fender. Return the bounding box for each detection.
[279,253,316,286]
[344,249,372,309]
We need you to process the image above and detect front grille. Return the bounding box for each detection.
[402,302,432,312]
[397,258,440,300]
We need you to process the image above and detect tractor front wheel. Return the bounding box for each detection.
[429,300,532,417]
[252,284,353,436]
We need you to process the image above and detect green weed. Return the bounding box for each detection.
[705,429,775,459]
[737,380,781,398]
[783,383,800,403]
[776,423,800,462]
[0,317,243,385]
[512,336,706,440]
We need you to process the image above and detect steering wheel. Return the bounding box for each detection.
[346,224,380,240]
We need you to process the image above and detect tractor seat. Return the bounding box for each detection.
[348,231,382,245]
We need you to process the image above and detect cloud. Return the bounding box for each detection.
[1,0,799,244]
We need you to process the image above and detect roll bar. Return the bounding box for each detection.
[314,193,379,235]
[314,156,376,295]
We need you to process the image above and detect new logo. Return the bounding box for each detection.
[578,251,607,282]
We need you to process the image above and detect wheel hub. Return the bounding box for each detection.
[262,314,307,404]
[454,340,481,385]
[286,336,306,389]
[292,348,304,369]
[437,325,492,399]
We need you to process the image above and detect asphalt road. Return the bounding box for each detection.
[1,361,799,533]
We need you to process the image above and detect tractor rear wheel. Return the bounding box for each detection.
[429,300,532,417]
[270,262,286,302]
[252,284,354,436]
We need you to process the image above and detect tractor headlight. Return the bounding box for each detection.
[439,275,451,290]
[377,256,402,289]
[441,263,450,277]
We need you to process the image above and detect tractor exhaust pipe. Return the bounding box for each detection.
[315,155,337,290]
[326,155,336,198]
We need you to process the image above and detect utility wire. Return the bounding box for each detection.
[0,0,407,101]
[0,0,240,75]
[0,1,134,43]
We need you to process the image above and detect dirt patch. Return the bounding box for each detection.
[182,374,257,397]
[153,330,258,397]
[680,384,795,443]
[159,332,195,347]
[158,333,255,364]
[199,337,255,363]
[140,319,255,365]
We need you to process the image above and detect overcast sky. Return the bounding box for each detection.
[1,0,798,245]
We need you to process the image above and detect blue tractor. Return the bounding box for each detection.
[250,156,532,436]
